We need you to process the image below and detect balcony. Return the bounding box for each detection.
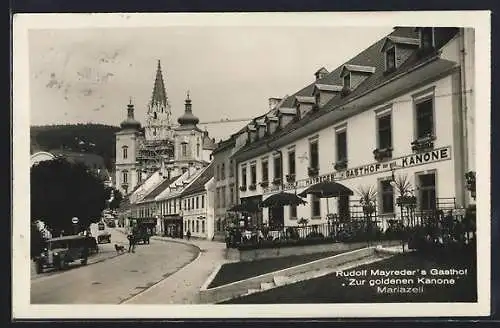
[334,159,348,171]
[411,135,435,153]
[307,167,319,177]
[373,147,393,162]
[248,184,257,191]
[259,181,269,188]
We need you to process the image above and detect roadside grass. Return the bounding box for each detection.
[222,251,477,303]
[208,251,347,289]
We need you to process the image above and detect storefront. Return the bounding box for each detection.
[163,214,183,238]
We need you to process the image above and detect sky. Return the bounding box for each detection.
[28,26,394,142]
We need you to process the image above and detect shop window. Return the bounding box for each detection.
[122,146,128,159]
[250,164,257,185]
[336,130,348,162]
[415,97,434,139]
[379,179,395,214]
[290,205,297,219]
[261,160,269,182]
[385,46,396,71]
[417,172,436,211]
[377,114,392,149]
[311,194,321,217]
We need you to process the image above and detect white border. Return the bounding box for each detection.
[13,11,491,319]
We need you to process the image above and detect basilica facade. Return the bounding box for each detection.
[114,60,216,196]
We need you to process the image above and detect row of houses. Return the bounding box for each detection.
[126,26,475,240]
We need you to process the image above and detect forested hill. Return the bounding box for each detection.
[31,123,120,170]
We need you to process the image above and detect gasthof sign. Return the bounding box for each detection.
[264,146,452,194]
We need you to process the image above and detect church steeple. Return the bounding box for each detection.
[149,59,169,113]
[178,90,199,126]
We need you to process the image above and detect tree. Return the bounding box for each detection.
[31,158,107,235]
[106,187,123,210]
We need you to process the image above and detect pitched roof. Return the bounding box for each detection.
[142,175,181,201]
[232,27,458,159]
[180,164,214,196]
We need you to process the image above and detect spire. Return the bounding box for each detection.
[149,59,168,112]
[120,99,141,130]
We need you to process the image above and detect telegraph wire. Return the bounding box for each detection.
[196,89,474,126]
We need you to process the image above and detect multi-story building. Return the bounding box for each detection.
[231,27,475,229]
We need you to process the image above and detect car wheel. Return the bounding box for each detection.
[81,257,88,265]
[35,261,43,274]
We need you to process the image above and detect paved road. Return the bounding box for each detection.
[31,233,199,304]
[31,231,130,279]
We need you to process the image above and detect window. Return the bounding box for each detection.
[336,130,347,161]
[201,195,205,208]
[181,143,188,157]
[288,150,296,177]
[184,221,187,231]
[309,141,319,169]
[122,146,128,159]
[215,188,219,208]
[274,156,282,182]
[379,179,394,214]
[229,186,234,205]
[196,196,199,209]
[202,221,205,233]
[196,221,199,233]
[415,98,434,139]
[191,220,194,232]
[153,112,157,119]
[420,27,434,50]
[137,171,141,182]
[418,172,436,211]
[250,164,257,185]
[153,128,157,136]
[221,163,225,180]
[377,114,392,149]
[343,73,351,89]
[241,166,247,187]
[216,165,220,181]
[221,187,226,208]
[197,142,200,157]
[122,170,128,184]
[385,47,396,71]
[290,205,297,219]
[229,160,234,177]
[262,160,269,182]
[311,194,321,217]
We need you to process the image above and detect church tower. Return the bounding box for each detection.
[145,60,173,141]
[115,100,142,195]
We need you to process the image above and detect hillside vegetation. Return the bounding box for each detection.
[31,123,120,170]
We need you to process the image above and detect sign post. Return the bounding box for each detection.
[72,217,79,235]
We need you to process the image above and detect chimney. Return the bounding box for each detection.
[268,97,282,110]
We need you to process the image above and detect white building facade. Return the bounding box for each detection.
[232,27,475,230]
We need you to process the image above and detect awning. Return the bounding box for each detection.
[261,192,307,208]
[298,181,354,198]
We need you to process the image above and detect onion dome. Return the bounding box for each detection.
[177,91,199,126]
[120,101,141,130]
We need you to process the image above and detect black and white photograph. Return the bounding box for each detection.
[12,11,491,318]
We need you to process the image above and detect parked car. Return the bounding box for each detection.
[96,222,111,244]
[133,227,151,244]
[33,235,89,274]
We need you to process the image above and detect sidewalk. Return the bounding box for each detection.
[123,233,227,304]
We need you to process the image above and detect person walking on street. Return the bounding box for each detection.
[127,231,136,253]
[186,230,191,241]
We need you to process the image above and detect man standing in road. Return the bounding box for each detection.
[127,227,136,253]
[186,229,191,241]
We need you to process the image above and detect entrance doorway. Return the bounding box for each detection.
[269,206,284,228]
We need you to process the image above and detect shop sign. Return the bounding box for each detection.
[263,146,451,194]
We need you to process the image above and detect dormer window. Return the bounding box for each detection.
[343,73,351,90]
[385,46,396,71]
[420,27,435,50]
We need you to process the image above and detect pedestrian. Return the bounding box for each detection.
[127,232,136,253]
[186,229,191,241]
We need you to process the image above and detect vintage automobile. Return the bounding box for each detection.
[34,235,89,274]
[133,226,151,244]
[96,222,111,244]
